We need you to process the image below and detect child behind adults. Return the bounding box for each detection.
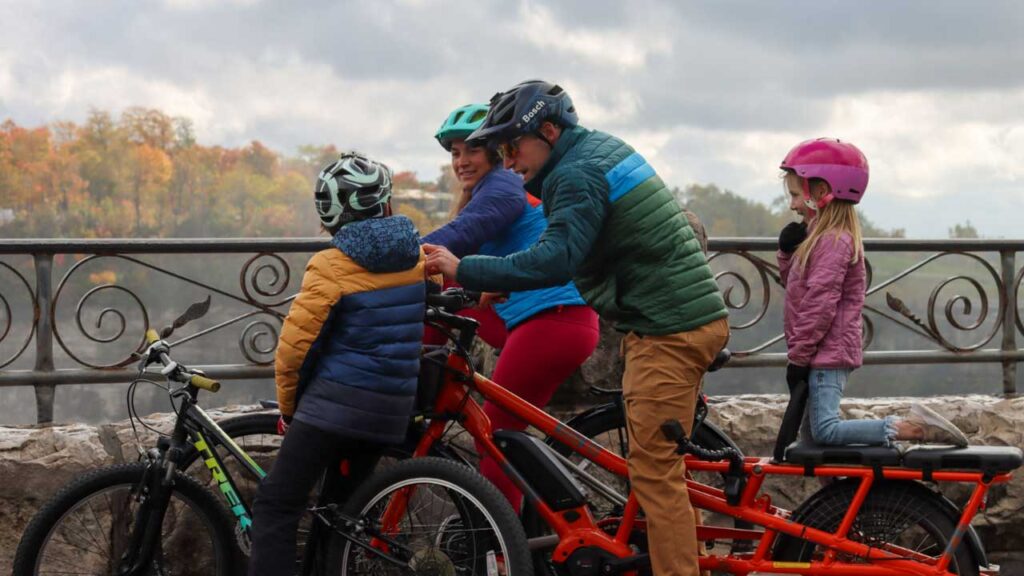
[248,152,428,576]
[777,138,968,450]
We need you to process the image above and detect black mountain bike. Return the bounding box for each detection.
[13,298,532,576]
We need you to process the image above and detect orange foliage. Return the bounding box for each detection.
[0,110,449,238]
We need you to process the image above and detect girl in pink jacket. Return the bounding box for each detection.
[777,138,967,448]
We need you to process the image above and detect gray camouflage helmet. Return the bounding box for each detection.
[314,151,393,228]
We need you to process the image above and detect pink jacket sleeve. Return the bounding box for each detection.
[777,250,793,286]
[787,235,853,366]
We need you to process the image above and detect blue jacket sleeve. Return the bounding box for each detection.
[421,170,526,258]
[456,164,609,292]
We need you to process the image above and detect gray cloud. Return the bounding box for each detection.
[0,0,1021,237]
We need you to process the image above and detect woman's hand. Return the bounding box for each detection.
[422,244,460,279]
[478,292,509,309]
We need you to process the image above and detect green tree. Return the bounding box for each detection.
[949,220,979,239]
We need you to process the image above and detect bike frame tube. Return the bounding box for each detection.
[187,403,267,479]
[404,353,1011,575]
[185,403,266,535]
[938,482,990,573]
[825,475,875,563]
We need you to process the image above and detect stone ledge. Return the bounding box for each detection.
[0,396,1021,572]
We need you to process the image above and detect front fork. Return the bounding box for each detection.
[117,437,183,575]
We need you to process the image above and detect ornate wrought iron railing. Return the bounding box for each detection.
[1,238,1021,423]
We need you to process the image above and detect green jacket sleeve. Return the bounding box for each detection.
[456,165,609,292]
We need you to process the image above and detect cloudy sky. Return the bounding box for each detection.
[1,0,1022,237]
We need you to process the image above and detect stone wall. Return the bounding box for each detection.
[1,396,1022,573]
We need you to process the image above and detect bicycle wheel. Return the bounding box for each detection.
[13,462,236,576]
[772,479,980,576]
[326,457,533,576]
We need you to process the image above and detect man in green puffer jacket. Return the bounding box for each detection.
[424,80,729,576]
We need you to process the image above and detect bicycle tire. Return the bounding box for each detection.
[326,457,534,576]
[13,462,237,576]
[772,479,980,575]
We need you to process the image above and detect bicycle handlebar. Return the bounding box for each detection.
[141,330,221,393]
[424,288,483,353]
[189,374,221,393]
[661,419,746,505]
[425,288,482,312]
[661,420,740,462]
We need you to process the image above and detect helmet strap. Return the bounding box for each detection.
[801,178,819,215]
[534,128,554,150]
[816,192,835,209]
[801,178,834,213]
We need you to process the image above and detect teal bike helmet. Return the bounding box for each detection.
[435,103,490,151]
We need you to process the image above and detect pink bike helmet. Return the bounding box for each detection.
[780,138,869,208]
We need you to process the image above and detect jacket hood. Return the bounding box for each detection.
[332,215,421,273]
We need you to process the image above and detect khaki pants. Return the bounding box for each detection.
[622,317,729,576]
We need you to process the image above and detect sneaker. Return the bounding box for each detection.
[905,404,968,447]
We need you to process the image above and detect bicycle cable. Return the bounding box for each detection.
[126,374,170,454]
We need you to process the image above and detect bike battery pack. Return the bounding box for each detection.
[493,430,586,511]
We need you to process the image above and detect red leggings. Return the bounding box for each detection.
[475,305,600,512]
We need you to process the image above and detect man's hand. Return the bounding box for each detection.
[423,244,460,279]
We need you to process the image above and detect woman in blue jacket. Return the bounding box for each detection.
[422,104,599,511]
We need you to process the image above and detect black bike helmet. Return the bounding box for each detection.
[314,151,393,229]
[467,80,578,144]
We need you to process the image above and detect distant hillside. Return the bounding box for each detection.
[0,109,912,240]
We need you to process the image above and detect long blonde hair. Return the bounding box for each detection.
[448,188,473,220]
[788,173,865,270]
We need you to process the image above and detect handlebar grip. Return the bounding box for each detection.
[145,329,160,345]
[426,288,483,312]
[190,374,221,393]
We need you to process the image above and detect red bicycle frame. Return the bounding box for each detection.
[392,353,1007,576]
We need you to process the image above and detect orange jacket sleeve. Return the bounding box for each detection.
[274,251,343,417]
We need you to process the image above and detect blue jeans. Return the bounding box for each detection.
[800,368,897,446]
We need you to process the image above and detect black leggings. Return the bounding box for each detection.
[248,419,382,576]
